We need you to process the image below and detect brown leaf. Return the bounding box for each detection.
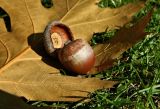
[0,0,118,102]
[0,68,117,101]
[0,0,79,67]
[90,9,153,73]
[62,0,144,41]
[0,38,117,101]
[0,0,146,103]
[54,0,81,19]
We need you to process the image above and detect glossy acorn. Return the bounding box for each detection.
[44,21,95,74]
[58,39,95,74]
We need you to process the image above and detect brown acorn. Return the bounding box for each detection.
[44,21,95,75]
[58,39,95,75]
[43,21,74,56]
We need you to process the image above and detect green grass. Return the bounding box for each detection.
[98,0,138,8]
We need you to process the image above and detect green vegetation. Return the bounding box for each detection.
[90,29,117,46]
[98,0,138,8]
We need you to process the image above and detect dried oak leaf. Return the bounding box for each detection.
[0,0,144,102]
[61,0,144,41]
[91,9,153,73]
[0,0,79,67]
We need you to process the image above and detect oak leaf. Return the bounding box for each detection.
[61,0,144,41]
[0,0,144,102]
[0,0,79,67]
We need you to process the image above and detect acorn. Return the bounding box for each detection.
[58,39,95,75]
[43,21,95,74]
[43,21,74,56]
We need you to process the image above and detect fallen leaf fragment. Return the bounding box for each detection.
[0,62,117,101]
[91,9,153,73]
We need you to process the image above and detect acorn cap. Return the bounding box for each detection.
[43,21,74,56]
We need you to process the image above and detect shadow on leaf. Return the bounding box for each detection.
[0,90,69,109]
[27,33,78,76]
[0,90,56,109]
